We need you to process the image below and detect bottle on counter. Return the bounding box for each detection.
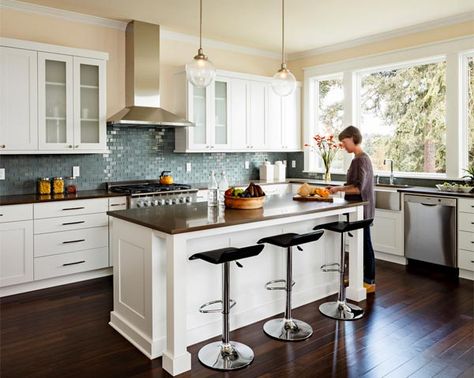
[52,177,65,194]
[65,176,77,194]
[218,171,229,206]
[38,177,51,195]
[208,170,218,207]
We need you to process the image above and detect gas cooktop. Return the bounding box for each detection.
[108,182,192,195]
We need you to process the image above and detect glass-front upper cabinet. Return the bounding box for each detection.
[73,57,106,150]
[38,52,74,150]
[188,84,210,149]
[213,78,231,148]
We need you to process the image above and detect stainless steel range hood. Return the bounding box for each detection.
[107,21,193,127]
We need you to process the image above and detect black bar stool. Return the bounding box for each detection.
[257,230,324,341]
[313,218,373,320]
[189,244,264,371]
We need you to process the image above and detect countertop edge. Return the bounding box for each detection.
[397,187,474,198]
[0,190,125,206]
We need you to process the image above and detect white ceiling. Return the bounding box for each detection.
[14,0,474,54]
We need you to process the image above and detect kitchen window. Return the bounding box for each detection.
[303,37,472,178]
[357,59,447,174]
[308,75,345,172]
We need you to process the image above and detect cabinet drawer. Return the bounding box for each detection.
[458,212,474,233]
[458,249,474,272]
[459,231,474,252]
[34,247,108,280]
[34,198,108,219]
[458,198,474,214]
[108,196,128,211]
[0,204,33,223]
[34,226,108,257]
[34,213,108,234]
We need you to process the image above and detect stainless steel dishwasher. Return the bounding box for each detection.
[404,194,457,267]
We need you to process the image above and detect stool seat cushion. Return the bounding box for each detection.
[189,244,264,264]
[313,219,373,233]
[257,230,324,248]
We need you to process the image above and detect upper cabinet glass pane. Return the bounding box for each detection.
[193,86,206,145]
[214,81,227,145]
[45,60,67,143]
[79,64,100,143]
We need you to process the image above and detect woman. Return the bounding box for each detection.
[328,126,376,293]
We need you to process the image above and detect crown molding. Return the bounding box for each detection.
[0,0,128,30]
[289,11,474,61]
[1,0,281,59]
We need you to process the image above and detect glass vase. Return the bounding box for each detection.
[323,167,331,183]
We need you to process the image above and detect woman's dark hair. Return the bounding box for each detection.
[338,125,362,145]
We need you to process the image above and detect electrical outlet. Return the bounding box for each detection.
[0,168,4,180]
[244,161,250,169]
[186,162,192,172]
[73,166,80,177]
[283,160,287,166]
[291,160,296,168]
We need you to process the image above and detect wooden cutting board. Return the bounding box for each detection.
[293,195,334,203]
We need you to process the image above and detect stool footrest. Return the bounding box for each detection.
[321,262,340,272]
[265,279,295,291]
[199,299,236,313]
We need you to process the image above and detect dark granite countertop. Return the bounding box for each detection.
[0,190,125,206]
[397,186,474,198]
[107,193,367,235]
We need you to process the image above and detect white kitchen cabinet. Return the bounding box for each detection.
[0,46,38,151]
[73,56,107,151]
[458,198,474,280]
[175,74,231,151]
[372,209,404,257]
[38,52,74,150]
[175,69,301,152]
[0,38,108,155]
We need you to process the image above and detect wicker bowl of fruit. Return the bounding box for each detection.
[224,183,266,209]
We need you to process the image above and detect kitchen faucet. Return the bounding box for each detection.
[383,159,394,185]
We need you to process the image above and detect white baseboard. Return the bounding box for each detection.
[0,268,112,297]
[375,251,407,265]
[459,269,474,281]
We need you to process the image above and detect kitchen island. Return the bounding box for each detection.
[107,194,367,376]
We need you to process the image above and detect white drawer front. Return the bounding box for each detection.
[108,196,128,211]
[34,247,108,280]
[34,213,108,234]
[0,204,33,223]
[458,198,474,214]
[459,231,474,252]
[458,212,474,233]
[34,226,108,257]
[34,198,108,219]
[458,249,474,271]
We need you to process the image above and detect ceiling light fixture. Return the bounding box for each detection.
[186,0,216,88]
[271,0,296,96]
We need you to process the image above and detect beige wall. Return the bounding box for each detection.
[0,7,280,116]
[288,20,474,80]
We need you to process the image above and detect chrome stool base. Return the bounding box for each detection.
[197,341,254,371]
[263,318,313,341]
[319,300,364,320]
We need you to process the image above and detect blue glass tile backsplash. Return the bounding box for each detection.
[0,127,288,195]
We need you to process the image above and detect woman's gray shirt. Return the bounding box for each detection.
[344,152,375,220]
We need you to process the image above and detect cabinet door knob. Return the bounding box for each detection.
[210,145,214,149]
[0,144,5,148]
[75,145,79,148]
[68,145,73,148]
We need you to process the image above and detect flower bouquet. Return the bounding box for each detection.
[305,134,343,182]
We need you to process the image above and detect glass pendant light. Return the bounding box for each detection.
[186,0,216,88]
[271,0,296,96]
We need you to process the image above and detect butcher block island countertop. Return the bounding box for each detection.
[107,193,366,234]
[107,193,367,376]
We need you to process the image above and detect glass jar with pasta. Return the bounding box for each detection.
[38,178,51,194]
[52,177,65,194]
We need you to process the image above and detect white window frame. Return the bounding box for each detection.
[303,36,474,179]
[460,51,474,171]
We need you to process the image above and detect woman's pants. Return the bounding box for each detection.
[363,225,376,284]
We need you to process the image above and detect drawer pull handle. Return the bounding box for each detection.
[62,221,85,226]
[63,260,85,267]
[0,214,3,216]
[62,206,85,211]
[110,203,125,207]
[62,239,85,244]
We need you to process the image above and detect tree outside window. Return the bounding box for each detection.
[359,61,447,174]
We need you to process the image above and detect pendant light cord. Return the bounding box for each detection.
[199,0,203,50]
[281,0,285,66]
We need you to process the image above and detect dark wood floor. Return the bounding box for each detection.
[1,260,473,378]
